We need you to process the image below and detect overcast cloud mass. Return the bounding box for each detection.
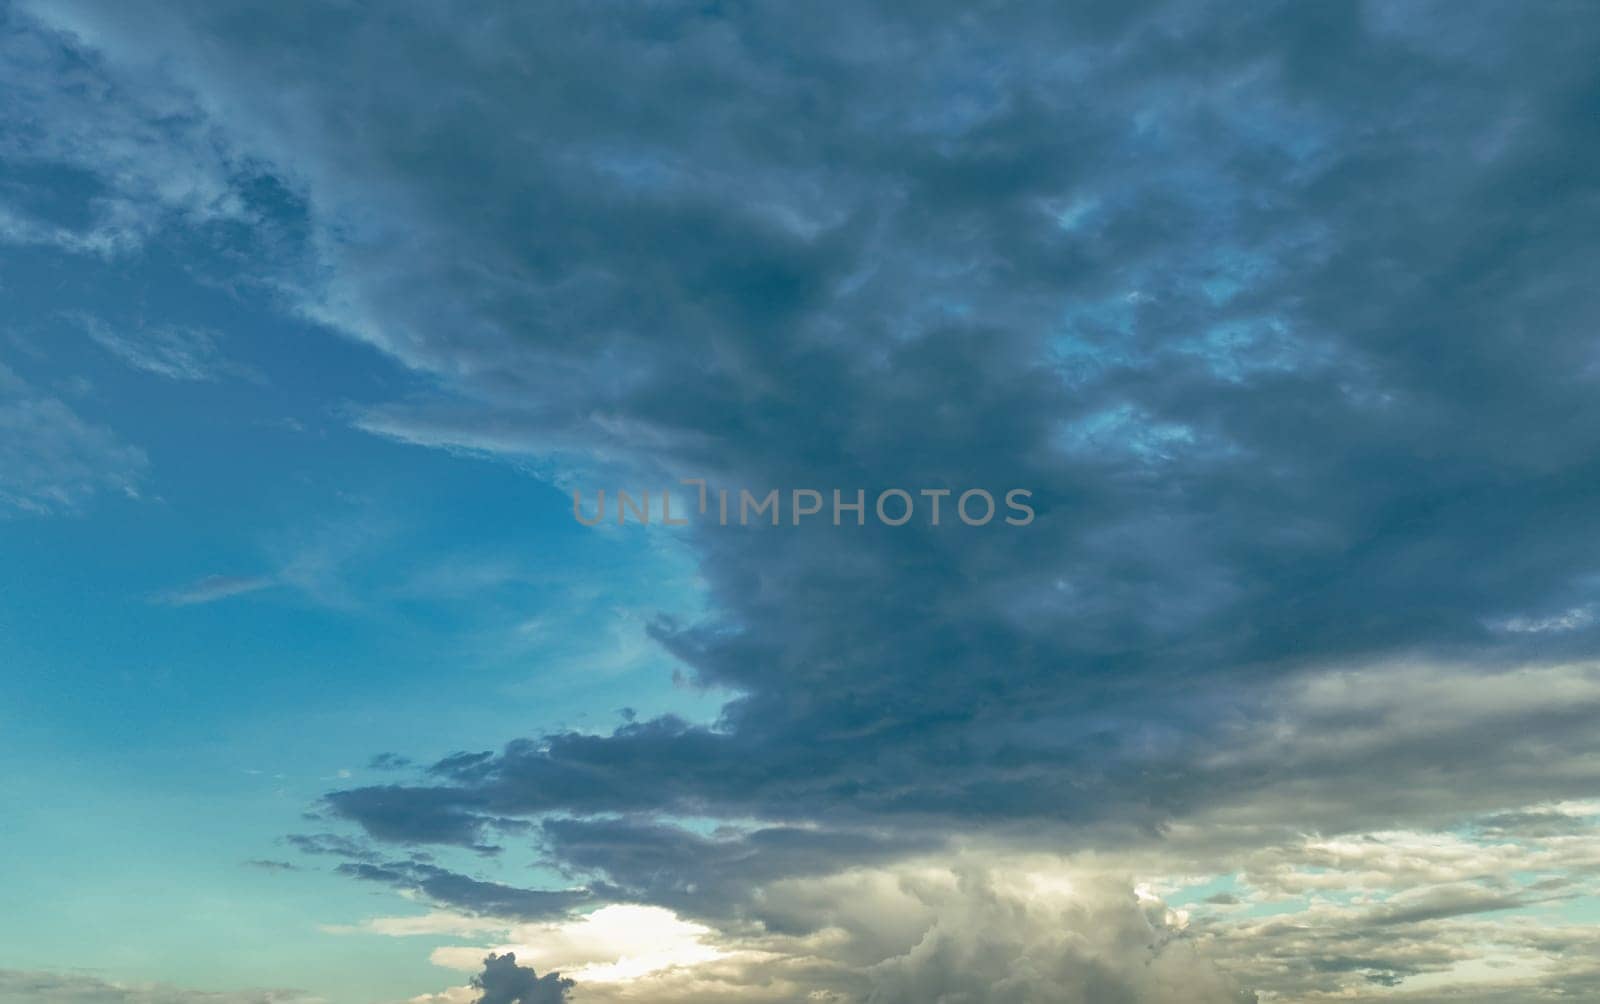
[3,1,1600,1001]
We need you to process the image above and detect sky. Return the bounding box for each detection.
[2,1,1600,1002]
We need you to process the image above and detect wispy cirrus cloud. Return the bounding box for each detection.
[152,573,277,606]
[67,312,233,382]
[0,361,146,516]
[0,969,317,1004]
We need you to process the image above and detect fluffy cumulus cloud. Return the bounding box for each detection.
[384,863,1255,1004]
[9,0,1600,1000]
[857,877,1250,1004]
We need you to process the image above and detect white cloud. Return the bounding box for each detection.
[153,573,277,606]
[355,904,726,986]
[357,864,1251,1004]
[68,313,238,382]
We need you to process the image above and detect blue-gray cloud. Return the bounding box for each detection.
[471,954,573,1004]
[334,859,589,921]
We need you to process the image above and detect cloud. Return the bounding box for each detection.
[308,659,1600,997]
[67,313,243,382]
[469,954,572,1004]
[856,869,1254,1004]
[536,816,938,921]
[333,858,589,921]
[385,862,1257,1004]
[0,970,316,1003]
[0,361,146,515]
[0,7,247,257]
[424,905,724,985]
[360,823,1600,1002]
[154,574,277,606]
[153,506,408,611]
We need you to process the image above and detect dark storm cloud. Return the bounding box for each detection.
[321,785,494,846]
[1476,809,1595,839]
[336,860,589,921]
[429,750,497,780]
[80,0,1592,875]
[539,816,936,922]
[284,830,587,918]
[283,832,377,861]
[21,0,1600,984]
[470,953,573,1004]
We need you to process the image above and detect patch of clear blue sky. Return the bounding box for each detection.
[0,182,720,1001]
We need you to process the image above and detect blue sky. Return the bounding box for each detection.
[0,177,716,1001]
[4,2,1600,1003]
